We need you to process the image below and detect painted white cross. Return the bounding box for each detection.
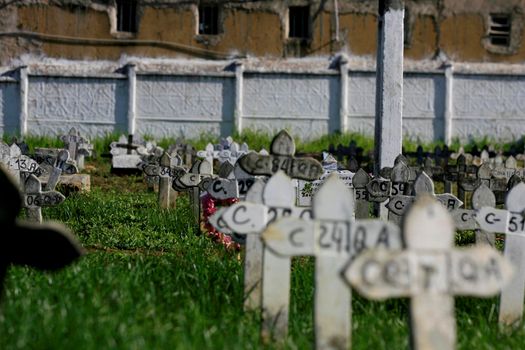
[263,174,402,349]
[22,174,66,223]
[238,130,323,181]
[218,142,250,165]
[451,184,496,246]
[344,194,513,350]
[386,172,463,218]
[475,182,525,327]
[175,159,214,224]
[142,152,185,209]
[213,171,312,339]
[197,143,219,166]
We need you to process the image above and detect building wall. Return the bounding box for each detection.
[1,0,525,64]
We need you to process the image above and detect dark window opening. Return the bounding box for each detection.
[116,0,137,33]
[199,5,219,35]
[489,14,511,46]
[289,6,310,39]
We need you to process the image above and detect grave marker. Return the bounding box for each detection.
[217,172,312,339]
[352,168,371,219]
[22,174,65,223]
[386,172,463,218]
[451,184,496,246]
[263,175,402,349]
[142,152,184,209]
[238,130,323,181]
[176,160,214,224]
[344,195,513,350]
[44,150,72,191]
[476,182,525,326]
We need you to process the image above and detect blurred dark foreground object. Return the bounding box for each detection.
[0,166,85,292]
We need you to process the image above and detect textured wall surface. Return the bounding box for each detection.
[0,82,20,135]
[347,72,445,142]
[27,77,128,136]
[242,74,339,137]
[2,68,523,142]
[453,74,525,141]
[136,75,235,138]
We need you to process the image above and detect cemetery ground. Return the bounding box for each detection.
[3,134,525,349]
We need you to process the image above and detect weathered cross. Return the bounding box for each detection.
[22,174,66,223]
[386,172,463,219]
[196,143,219,166]
[450,184,496,246]
[60,127,93,170]
[218,142,250,165]
[475,182,525,327]
[142,152,185,209]
[43,150,77,191]
[352,168,371,219]
[238,130,322,181]
[175,159,214,224]
[215,171,313,339]
[344,195,513,350]
[0,142,42,188]
[263,174,402,349]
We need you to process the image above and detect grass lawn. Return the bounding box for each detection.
[0,139,524,349]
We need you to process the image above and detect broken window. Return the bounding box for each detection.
[489,14,511,47]
[199,5,219,35]
[289,6,310,39]
[116,0,137,33]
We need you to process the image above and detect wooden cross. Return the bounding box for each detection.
[175,159,214,224]
[352,168,371,219]
[386,172,463,219]
[263,175,402,349]
[208,179,266,309]
[60,127,86,161]
[215,171,312,339]
[197,143,218,166]
[344,194,513,350]
[238,130,323,181]
[450,184,496,246]
[142,152,184,209]
[233,162,256,199]
[475,182,525,327]
[44,150,77,191]
[218,142,249,165]
[0,166,84,295]
[22,174,65,223]
[1,143,42,187]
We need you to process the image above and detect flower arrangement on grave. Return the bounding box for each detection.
[201,193,241,251]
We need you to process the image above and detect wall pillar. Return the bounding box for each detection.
[339,54,349,133]
[18,66,29,136]
[234,60,244,134]
[374,0,404,175]
[444,64,454,145]
[127,64,137,136]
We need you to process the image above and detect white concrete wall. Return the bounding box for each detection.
[1,60,524,143]
[136,75,235,138]
[242,73,340,137]
[27,76,128,136]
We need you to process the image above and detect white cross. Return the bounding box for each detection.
[238,130,322,181]
[262,174,402,349]
[197,143,219,166]
[345,195,513,350]
[22,174,65,223]
[451,184,496,245]
[386,172,463,218]
[211,171,312,340]
[475,182,525,327]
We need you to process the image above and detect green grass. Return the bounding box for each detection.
[1,133,525,348]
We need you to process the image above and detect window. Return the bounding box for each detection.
[199,5,219,35]
[116,0,137,33]
[288,6,310,39]
[489,14,511,47]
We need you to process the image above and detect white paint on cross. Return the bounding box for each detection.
[386,172,463,218]
[238,130,323,181]
[344,195,513,350]
[197,143,218,166]
[216,171,312,340]
[22,174,66,223]
[475,182,525,327]
[263,174,402,349]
